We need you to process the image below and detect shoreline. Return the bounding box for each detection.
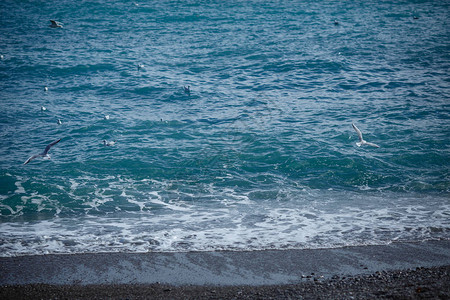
[1,240,449,286]
[1,240,449,298]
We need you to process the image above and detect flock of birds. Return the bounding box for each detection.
[23,121,380,165]
[26,99,124,164]
[22,20,379,165]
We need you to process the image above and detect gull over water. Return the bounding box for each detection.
[24,138,61,165]
[352,123,380,148]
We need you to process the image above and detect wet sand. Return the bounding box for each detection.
[1,240,449,299]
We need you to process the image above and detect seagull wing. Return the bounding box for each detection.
[24,154,40,165]
[365,141,380,148]
[50,20,57,25]
[42,138,61,155]
[352,123,364,142]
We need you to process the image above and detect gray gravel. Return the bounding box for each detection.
[1,265,449,299]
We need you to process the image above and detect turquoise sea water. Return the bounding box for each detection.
[0,0,449,256]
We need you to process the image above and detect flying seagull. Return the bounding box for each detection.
[24,138,61,165]
[352,123,379,148]
[49,20,63,28]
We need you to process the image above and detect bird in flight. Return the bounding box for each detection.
[352,123,380,148]
[24,139,61,165]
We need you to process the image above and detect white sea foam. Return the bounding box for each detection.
[14,176,26,194]
[69,179,80,191]
[1,175,448,257]
[0,189,449,257]
[126,197,146,211]
[0,204,21,215]
[148,198,191,212]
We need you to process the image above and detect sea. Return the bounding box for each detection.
[0,0,449,257]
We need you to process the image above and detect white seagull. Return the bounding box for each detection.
[24,138,61,165]
[49,20,63,28]
[104,115,110,120]
[352,123,380,148]
[103,140,116,146]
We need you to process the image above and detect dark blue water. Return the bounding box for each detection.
[0,0,449,256]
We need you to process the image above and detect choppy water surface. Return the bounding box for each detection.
[0,0,449,256]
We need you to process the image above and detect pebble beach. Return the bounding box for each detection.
[1,240,449,299]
